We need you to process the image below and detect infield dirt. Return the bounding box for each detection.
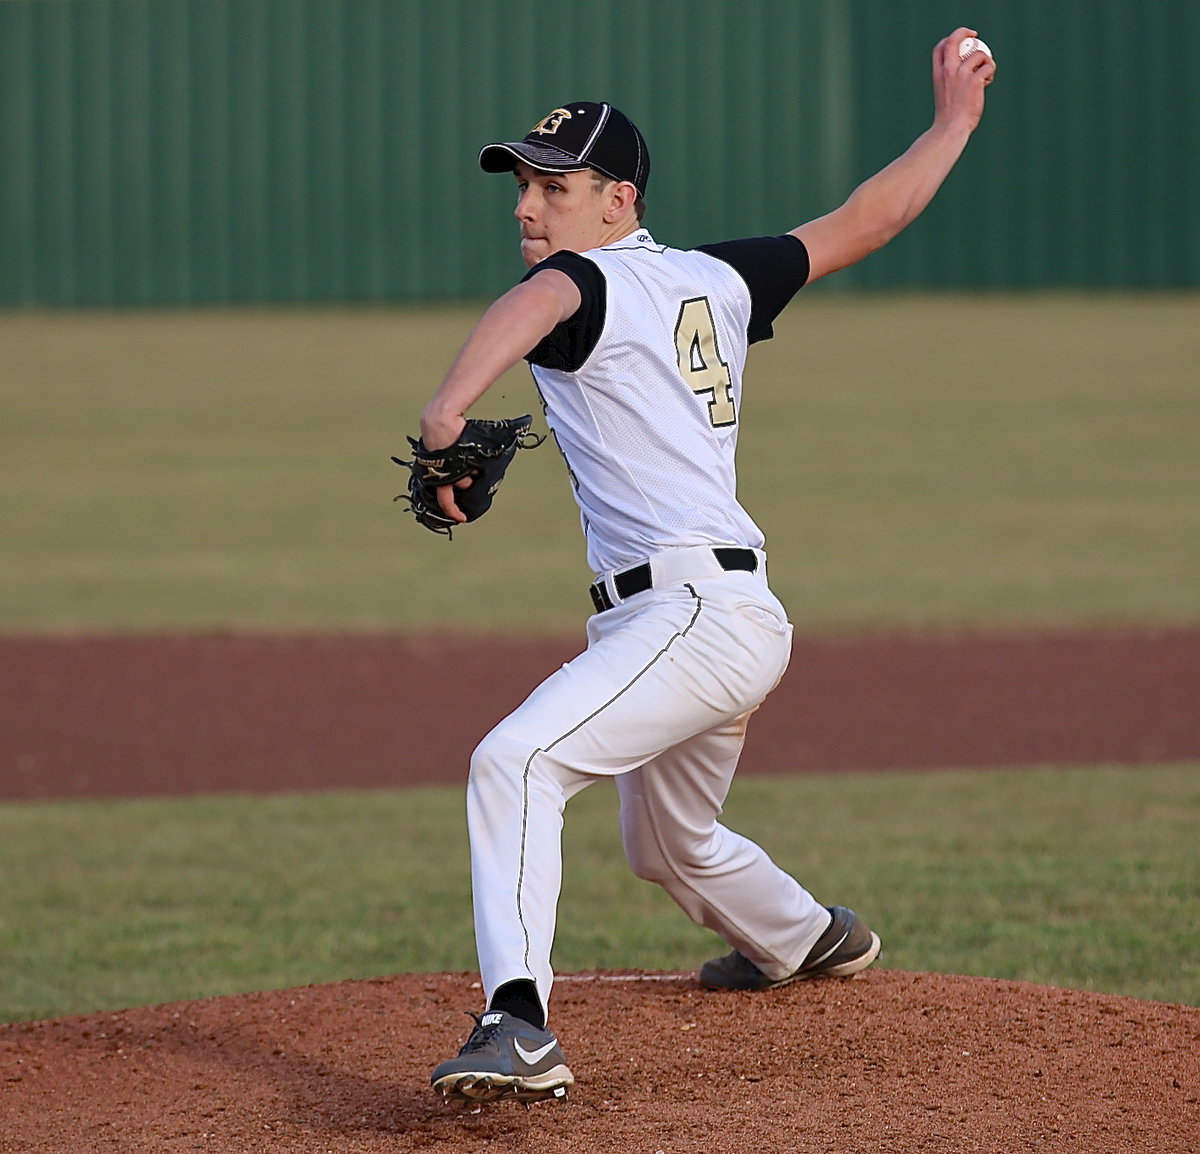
[3,626,1198,800]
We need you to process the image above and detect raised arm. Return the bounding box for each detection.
[793,27,995,284]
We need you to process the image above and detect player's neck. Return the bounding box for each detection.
[592,218,641,250]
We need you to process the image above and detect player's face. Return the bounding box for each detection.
[513,163,611,268]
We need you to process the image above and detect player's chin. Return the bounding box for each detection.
[520,238,549,267]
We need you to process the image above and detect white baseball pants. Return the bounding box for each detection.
[466,549,832,1013]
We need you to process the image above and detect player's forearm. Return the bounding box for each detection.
[847,118,974,246]
[791,116,975,281]
[421,276,571,447]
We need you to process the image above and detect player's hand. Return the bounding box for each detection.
[418,412,470,523]
[435,475,473,524]
[394,414,541,535]
[932,27,995,135]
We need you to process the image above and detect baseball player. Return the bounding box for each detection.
[417,29,994,1104]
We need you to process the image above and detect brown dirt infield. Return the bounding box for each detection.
[2,628,1198,1152]
[3,626,1198,800]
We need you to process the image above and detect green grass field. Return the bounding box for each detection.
[1,295,1197,1023]
[1,765,1196,1024]
[1,294,1196,632]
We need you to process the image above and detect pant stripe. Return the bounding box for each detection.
[515,585,705,976]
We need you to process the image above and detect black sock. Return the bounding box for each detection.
[488,979,546,1030]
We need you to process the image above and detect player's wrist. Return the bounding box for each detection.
[419,406,466,450]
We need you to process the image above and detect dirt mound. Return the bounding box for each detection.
[2,970,1196,1153]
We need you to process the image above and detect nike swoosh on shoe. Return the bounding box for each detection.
[808,929,850,967]
[514,1039,559,1066]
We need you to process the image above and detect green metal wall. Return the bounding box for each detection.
[1,0,1197,305]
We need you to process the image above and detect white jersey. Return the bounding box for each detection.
[527,231,770,574]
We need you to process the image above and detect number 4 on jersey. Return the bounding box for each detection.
[675,296,736,427]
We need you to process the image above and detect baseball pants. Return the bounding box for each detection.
[466,549,833,1012]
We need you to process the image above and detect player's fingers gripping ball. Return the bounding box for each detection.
[955,34,993,85]
[393,414,544,536]
[959,35,992,60]
[958,35,995,80]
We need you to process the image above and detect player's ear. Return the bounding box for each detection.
[602,180,639,223]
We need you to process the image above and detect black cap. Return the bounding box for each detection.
[479,102,650,196]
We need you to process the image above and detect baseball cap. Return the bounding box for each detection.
[479,102,650,196]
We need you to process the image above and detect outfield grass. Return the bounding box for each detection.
[1,294,1197,632]
[1,764,1196,1023]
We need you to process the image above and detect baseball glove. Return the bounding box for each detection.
[393,415,544,536]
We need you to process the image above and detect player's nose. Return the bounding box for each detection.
[514,187,538,221]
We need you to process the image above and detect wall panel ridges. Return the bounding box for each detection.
[0,0,1195,304]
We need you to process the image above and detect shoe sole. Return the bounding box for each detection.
[433,1064,574,1104]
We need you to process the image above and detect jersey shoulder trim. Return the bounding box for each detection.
[694,235,810,344]
[522,252,607,372]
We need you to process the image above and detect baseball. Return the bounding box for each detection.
[959,36,993,61]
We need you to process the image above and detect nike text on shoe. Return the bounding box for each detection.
[431,1010,574,1104]
[699,906,882,991]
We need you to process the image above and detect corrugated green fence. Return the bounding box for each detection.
[1,0,1197,305]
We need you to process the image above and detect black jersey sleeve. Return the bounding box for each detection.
[520,251,607,372]
[694,234,811,344]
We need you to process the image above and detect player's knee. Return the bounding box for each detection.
[468,729,529,797]
[623,837,668,883]
[621,815,674,883]
[623,817,718,884]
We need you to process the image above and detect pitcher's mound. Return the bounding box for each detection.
[2,969,1196,1152]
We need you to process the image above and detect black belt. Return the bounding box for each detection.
[589,547,758,613]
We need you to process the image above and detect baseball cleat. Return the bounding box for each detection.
[699,905,882,991]
[431,1011,574,1104]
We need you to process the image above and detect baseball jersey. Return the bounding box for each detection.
[524,231,809,574]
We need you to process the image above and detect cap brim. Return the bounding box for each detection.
[478,140,589,175]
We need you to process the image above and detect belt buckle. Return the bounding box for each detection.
[590,578,614,613]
